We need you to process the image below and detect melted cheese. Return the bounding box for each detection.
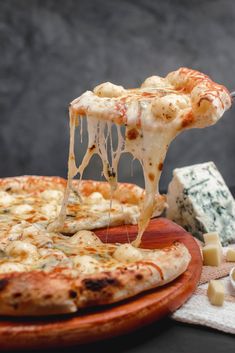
[57,101,173,246]
[0,262,26,273]
[113,243,143,262]
[69,230,102,246]
[53,69,231,246]
[5,241,39,264]
[72,255,101,274]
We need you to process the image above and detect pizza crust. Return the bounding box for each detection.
[71,67,231,131]
[0,242,190,316]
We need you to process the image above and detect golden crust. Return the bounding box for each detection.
[75,180,144,204]
[0,242,190,316]
[70,67,231,130]
[0,175,66,193]
[0,176,150,233]
[166,67,232,129]
[0,176,146,204]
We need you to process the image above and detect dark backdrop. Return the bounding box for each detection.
[1,0,234,190]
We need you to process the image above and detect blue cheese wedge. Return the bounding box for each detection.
[166,162,235,245]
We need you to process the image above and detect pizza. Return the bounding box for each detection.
[63,67,231,246]
[0,176,190,315]
[0,67,231,316]
[0,175,149,236]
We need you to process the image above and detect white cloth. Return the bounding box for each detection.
[172,246,235,334]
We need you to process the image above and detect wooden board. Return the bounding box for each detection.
[0,218,202,350]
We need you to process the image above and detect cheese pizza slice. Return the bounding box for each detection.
[56,68,231,246]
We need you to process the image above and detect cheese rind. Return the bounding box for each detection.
[226,248,235,262]
[207,280,224,306]
[167,162,235,245]
[202,244,222,266]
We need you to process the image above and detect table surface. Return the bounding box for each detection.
[7,187,235,352]
[11,318,235,353]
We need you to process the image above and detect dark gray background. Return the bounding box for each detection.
[0,0,234,190]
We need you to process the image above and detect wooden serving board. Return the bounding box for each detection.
[0,218,202,350]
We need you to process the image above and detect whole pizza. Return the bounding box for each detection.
[0,68,231,316]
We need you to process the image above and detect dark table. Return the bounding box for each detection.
[17,318,234,353]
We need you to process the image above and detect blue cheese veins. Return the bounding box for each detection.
[166,162,235,245]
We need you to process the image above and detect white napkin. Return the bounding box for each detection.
[172,246,235,334]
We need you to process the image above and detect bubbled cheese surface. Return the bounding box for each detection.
[0,179,156,275]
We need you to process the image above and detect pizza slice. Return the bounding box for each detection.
[57,68,231,246]
[0,176,152,237]
[0,229,190,316]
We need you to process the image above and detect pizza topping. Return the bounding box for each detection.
[72,255,101,274]
[0,262,26,273]
[113,244,143,262]
[41,203,60,218]
[69,230,102,246]
[40,189,63,201]
[0,191,15,207]
[57,68,230,246]
[12,204,34,215]
[94,82,126,98]
[8,222,26,241]
[141,75,172,89]
[5,241,39,264]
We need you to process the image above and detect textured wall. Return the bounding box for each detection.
[0,0,234,190]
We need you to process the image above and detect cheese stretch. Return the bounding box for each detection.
[54,69,231,246]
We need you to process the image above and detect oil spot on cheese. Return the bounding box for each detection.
[181,111,194,128]
[127,128,139,140]
[148,173,155,181]
[89,144,96,151]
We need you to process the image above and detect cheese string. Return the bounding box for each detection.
[48,108,78,231]
[54,109,169,247]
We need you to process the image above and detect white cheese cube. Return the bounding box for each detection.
[203,232,221,244]
[207,280,224,306]
[202,243,222,266]
[226,248,235,262]
[232,268,235,281]
[167,162,235,245]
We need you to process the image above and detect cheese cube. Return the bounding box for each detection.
[203,232,220,245]
[207,280,224,306]
[202,244,222,266]
[226,248,235,262]
[232,268,235,281]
